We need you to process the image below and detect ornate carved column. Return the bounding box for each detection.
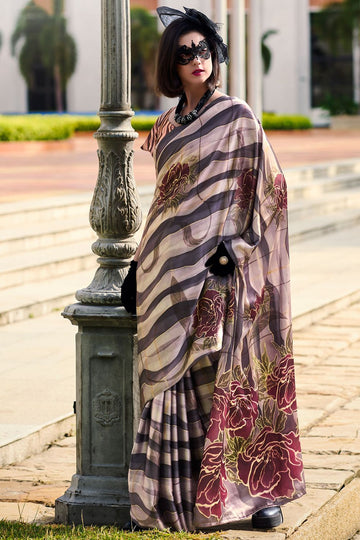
[77,0,141,303]
[55,0,141,526]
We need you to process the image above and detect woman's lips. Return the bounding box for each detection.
[192,69,204,76]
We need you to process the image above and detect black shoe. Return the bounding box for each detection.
[252,506,283,529]
[122,520,147,531]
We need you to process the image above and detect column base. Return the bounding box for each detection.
[55,474,130,526]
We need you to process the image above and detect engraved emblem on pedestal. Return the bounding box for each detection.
[92,388,121,426]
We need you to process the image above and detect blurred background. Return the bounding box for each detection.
[0,0,359,127]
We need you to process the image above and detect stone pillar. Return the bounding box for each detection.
[55,0,141,526]
[295,0,311,117]
[214,0,228,92]
[353,27,360,106]
[229,0,246,101]
[248,0,263,117]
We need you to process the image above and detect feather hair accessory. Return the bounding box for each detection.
[156,6,229,64]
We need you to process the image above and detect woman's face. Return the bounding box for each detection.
[176,31,213,90]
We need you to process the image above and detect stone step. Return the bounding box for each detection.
[0,217,96,256]
[0,193,91,229]
[0,174,359,324]
[0,199,154,259]
[2,197,358,290]
[0,168,358,230]
[289,185,360,219]
[0,179,359,258]
[0,269,95,326]
[0,241,96,290]
[1,208,360,326]
[285,158,360,183]
[0,189,153,257]
[0,186,154,231]
[287,173,360,202]
[289,206,360,243]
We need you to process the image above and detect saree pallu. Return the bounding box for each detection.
[128,96,306,531]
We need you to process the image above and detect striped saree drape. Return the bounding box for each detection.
[128,96,306,531]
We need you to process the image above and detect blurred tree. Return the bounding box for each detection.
[261,29,277,75]
[39,0,76,112]
[131,6,160,109]
[11,0,76,112]
[320,0,360,110]
[321,0,359,52]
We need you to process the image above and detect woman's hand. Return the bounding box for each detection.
[205,242,235,277]
[121,260,137,314]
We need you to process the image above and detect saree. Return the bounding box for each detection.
[128,96,306,531]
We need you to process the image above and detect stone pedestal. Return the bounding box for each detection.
[55,304,139,525]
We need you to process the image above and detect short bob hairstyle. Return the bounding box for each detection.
[155,17,221,98]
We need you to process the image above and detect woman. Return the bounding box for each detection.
[121,6,306,532]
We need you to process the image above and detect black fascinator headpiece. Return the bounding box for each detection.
[157,6,229,64]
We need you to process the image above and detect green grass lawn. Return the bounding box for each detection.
[0,521,220,540]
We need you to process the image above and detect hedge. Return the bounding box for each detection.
[0,111,312,141]
[68,115,159,132]
[0,115,75,141]
[68,115,100,132]
[262,112,312,130]
[65,115,160,133]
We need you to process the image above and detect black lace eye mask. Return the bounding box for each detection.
[176,39,211,65]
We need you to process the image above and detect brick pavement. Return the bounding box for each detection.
[0,299,359,538]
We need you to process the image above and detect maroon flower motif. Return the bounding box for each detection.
[226,286,236,322]
[207,382,258,442]
[207,387,227,442]
[158,162,191,208]
[273,173,287,210]
[234,169,257,210]
[226,380,258,439]
[193,289,225,339]
[196,442,228,519]
[237,427,303,500]
[266,354,297,414]
[249,288,267,321]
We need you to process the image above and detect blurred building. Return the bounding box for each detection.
[0,0,356,122]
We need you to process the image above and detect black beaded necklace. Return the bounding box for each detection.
[174,88,215,125]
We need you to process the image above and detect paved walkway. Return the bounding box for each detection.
[0,299,359,538]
